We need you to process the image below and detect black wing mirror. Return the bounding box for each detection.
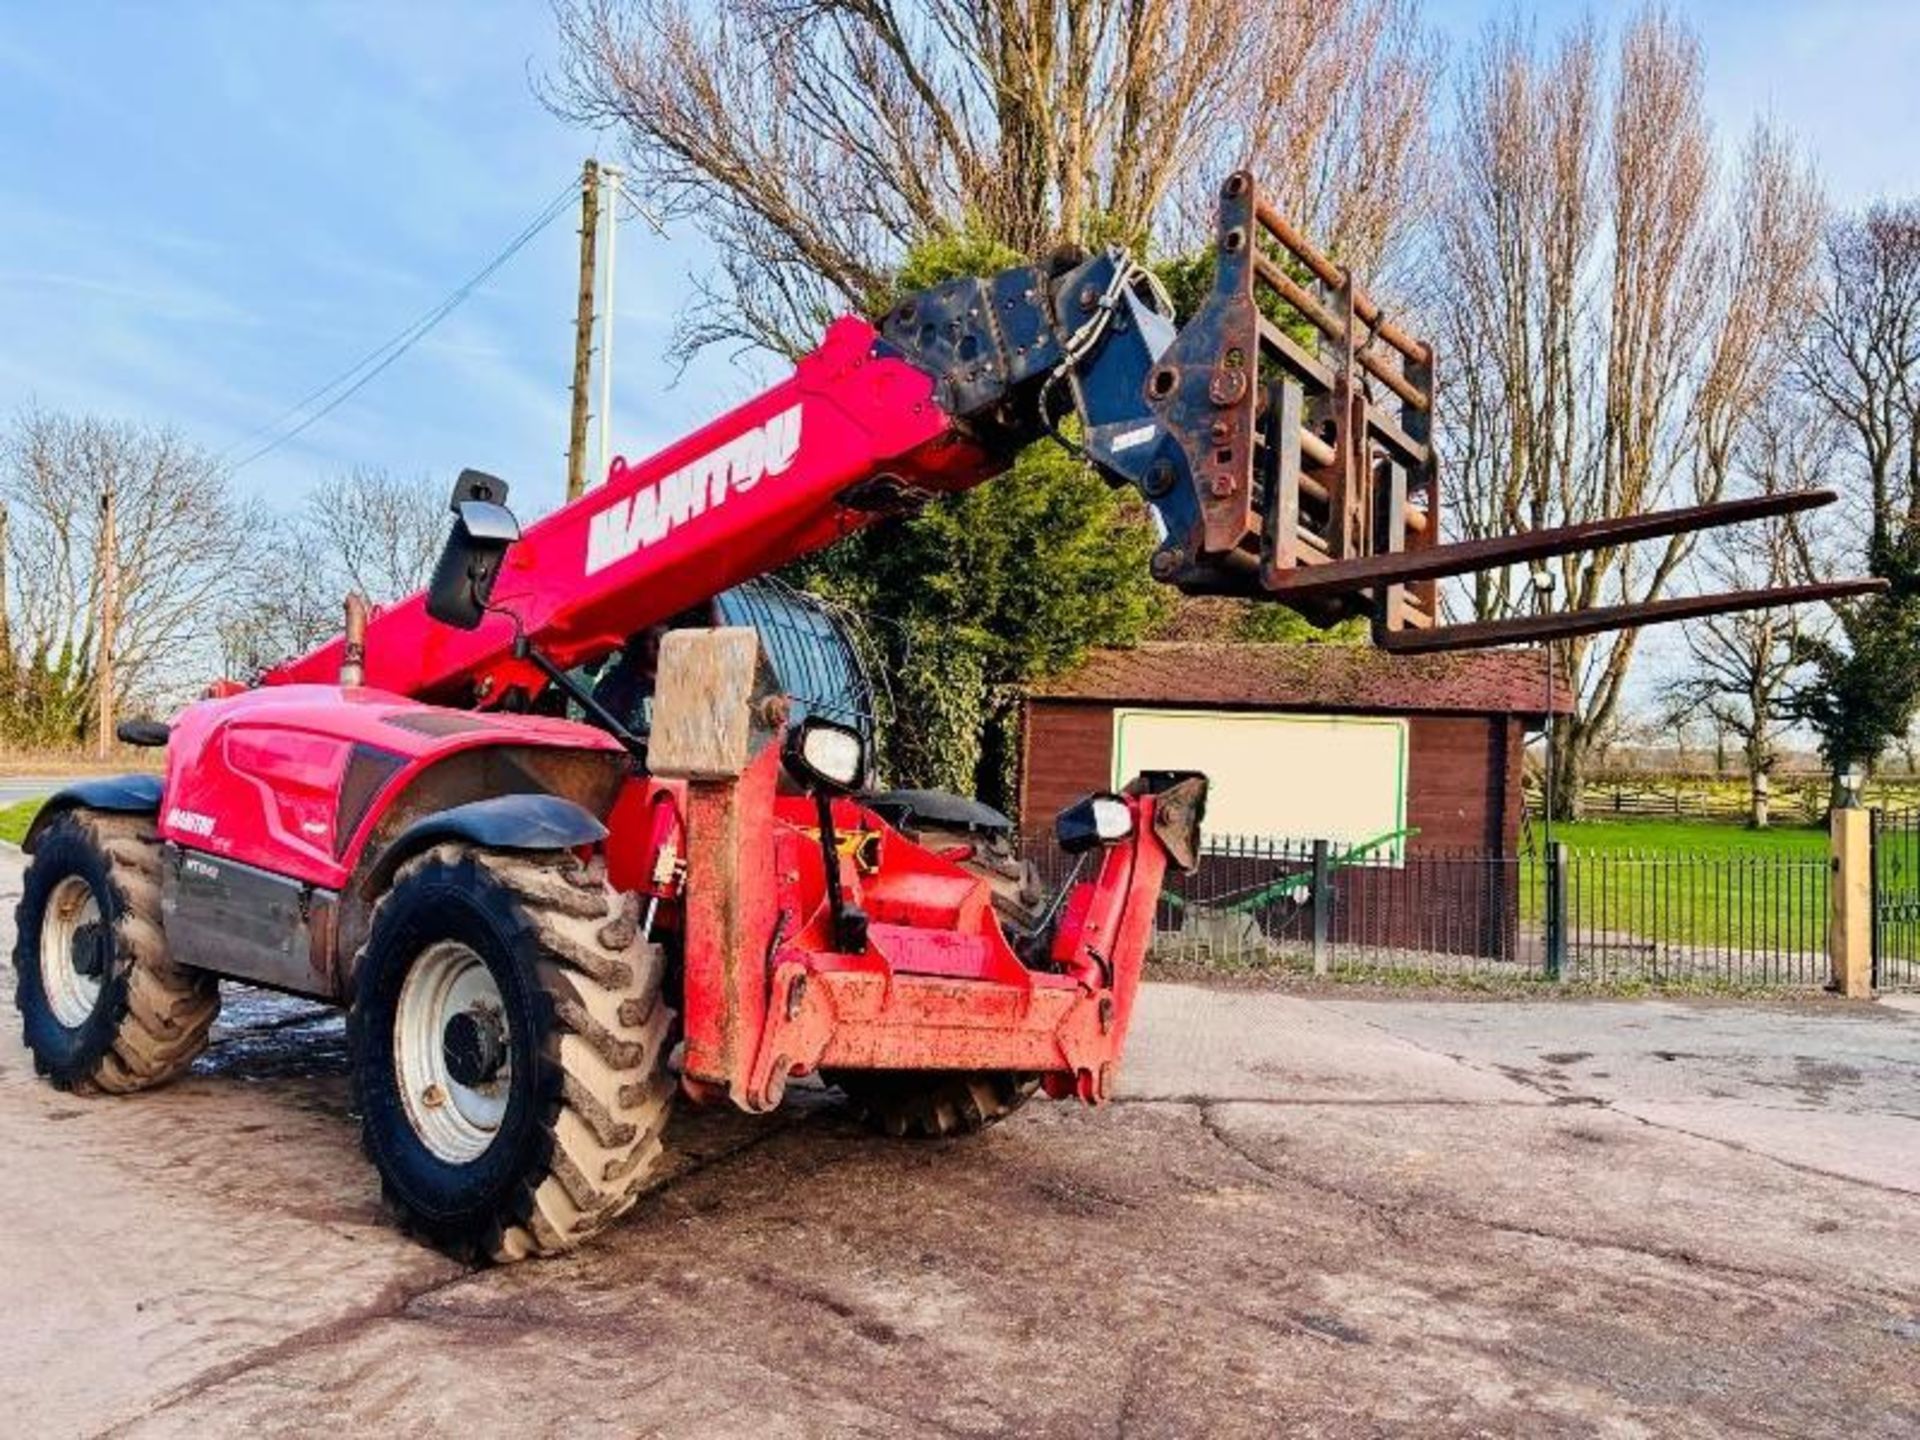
[426,469,519,630]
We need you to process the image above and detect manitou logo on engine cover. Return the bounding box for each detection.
[165,806,216,838]
[585,405,804,574]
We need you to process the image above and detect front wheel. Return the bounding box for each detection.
[349,844,675,1262]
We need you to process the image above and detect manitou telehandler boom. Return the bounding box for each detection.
[12,175,1879,1261]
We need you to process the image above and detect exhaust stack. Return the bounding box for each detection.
[340,593,369,688]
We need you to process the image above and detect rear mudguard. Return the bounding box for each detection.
[21,775,163,853]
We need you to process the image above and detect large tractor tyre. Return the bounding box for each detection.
[348,843,675,1263]
[915,825,1048,932]
[12,809,219,1094]
[828,1069,1040,1139]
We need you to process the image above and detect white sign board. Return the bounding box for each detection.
[1111,708,1409,861]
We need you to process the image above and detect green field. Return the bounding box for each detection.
[1535,818,1826,858]
[0,799,40,846]
[1519,818,1829,956]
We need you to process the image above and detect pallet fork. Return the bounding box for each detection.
[1107,172,1883,646]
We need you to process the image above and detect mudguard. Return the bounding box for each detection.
[360,793,608,895]
[21,775,164,853]
[863,789,1014,836]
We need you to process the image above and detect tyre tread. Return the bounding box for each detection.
[12,809,218,1095]
[832,1068,1039,1139]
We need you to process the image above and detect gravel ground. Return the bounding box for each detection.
[0,848,1916,1438]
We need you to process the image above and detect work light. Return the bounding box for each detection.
[785,717,866,793]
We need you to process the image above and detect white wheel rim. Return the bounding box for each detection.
[395,941,513,1164]
[40,875,105,1027]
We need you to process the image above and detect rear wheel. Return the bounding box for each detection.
[12,809,219,1093]
[349,843,675,1262]
[829,1069,1039,1138]
[913,825,1047,932]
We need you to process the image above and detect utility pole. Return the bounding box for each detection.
[597,164,624,484]
[96,486,118,758]
[565,158,601,502]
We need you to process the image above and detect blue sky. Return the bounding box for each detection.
[1,1,1916,523]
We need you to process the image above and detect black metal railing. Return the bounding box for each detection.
[1872,807,1920,990]
[1030,833,1832,987]
[1552,844,1829,987]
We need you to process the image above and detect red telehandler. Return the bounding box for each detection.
[11,175,1879,1260]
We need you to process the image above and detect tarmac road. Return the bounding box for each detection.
[0,775,84,807]
[0,846,1917,1438]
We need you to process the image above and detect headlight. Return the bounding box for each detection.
[1055,792,1134,853]
[784,716,866,792]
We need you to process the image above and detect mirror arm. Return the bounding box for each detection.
[813,789,869,954]
[512,634,649,761]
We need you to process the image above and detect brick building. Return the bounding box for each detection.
[1019,642,1570,857]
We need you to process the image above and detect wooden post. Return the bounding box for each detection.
[96,486,117,757]
[565,158,601,502]
[649,628,785,1107]
[1829,806,1873,997]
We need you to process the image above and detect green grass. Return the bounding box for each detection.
[1521,818,1829,955]
[0,798,42,846]
[1536,818,1826,858]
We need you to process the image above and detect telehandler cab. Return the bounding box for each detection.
[12,175,1877,1260]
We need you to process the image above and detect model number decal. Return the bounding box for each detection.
[166,806,216,838]
[585,405,803,574]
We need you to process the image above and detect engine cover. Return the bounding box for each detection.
[156,684,627,892]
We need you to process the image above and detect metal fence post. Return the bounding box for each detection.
[1311,839,1331,976]
[1544,840,1568,981]
[1870,807,1882,991]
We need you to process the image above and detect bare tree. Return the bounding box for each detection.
[546,0,1435,357]
[1802,201,1920,559]
[1663,400,1832,826]
[297,468,446,605]
[0,409,266,740]
[224,469,446,679]
[1782,199,1920,796]
[1435,10,1822,818]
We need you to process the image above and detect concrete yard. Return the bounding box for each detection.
[1,851,1917,1437]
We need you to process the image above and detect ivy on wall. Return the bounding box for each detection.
[790,436,1168,814]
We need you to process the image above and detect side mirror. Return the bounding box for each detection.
[426,470,519,630]
[115,718,171,748]
[1055,792,1134,853]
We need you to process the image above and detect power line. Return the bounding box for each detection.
[226,179,579,473]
